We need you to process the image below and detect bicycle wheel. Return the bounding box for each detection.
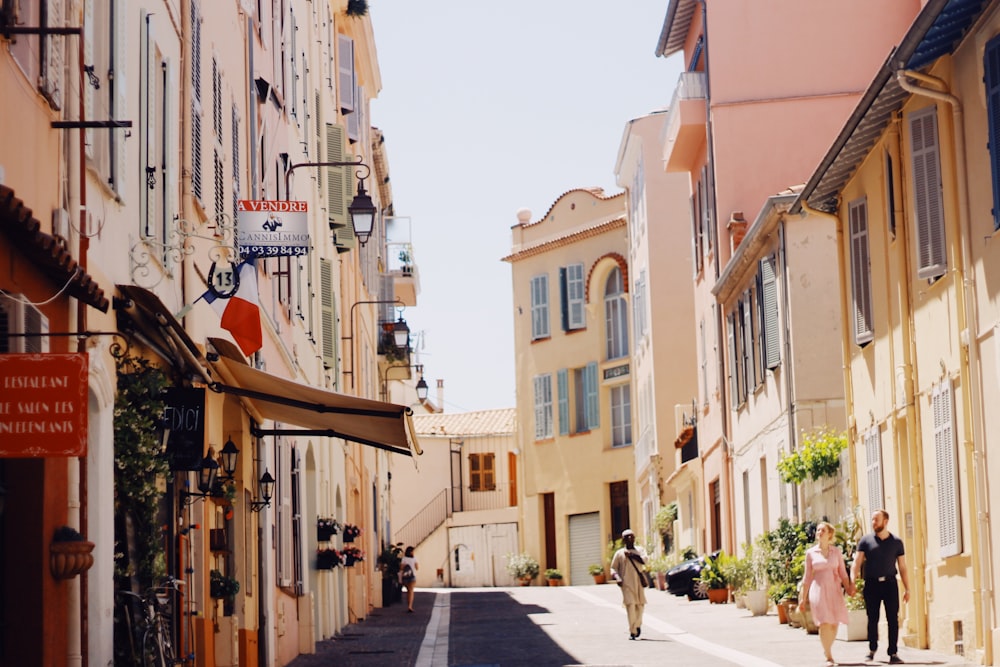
[142,624,168,667]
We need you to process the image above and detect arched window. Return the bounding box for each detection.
[604,267,628,360]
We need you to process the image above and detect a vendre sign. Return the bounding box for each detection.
[0,354,88,457]
[237,200,310,258]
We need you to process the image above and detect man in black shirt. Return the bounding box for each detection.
[851,509,910,664]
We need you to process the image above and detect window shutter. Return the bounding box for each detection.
[557,369,569,436]
[727,311,738,409]
[111,0,127,198]
[534,375,552,440]
[934,380,961,557]
[190,0,203,202]
[140,12,155,236]
[469,453,481,491]
[690,192,701,276]
[567,263,585,329]
[742,292,755,392]
[986,36,1000,230]
[760,256,780,369]
[337,34,354,113]
[232,105,240,221]
[43,0,65,109]
[849,198,874,345]
[484,453,496,491]
[325,123,352,231]
[83,0,95,158]
[559,267,569,332]
[864,426,884,514]
[585,362,599,430]
[531,274,549,339]
[319,259,337,370]
[909,107,947,279]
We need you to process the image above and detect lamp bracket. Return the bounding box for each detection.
[129,213,236,288]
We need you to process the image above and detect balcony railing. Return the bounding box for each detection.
[661,70,707,144]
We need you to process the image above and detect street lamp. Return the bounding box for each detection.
[181,454,220,505]
[283,158,377,246]
[219,437,240,480]
[392,316,410,349]
[249,469,276,513]
[416,376,429,403]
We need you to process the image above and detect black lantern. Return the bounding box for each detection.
[250,469,276,513]
[347,180,376,246]
[392,317,410,349]
[416,376,429,403]
[219,437,240,480]
[182,454,221,505]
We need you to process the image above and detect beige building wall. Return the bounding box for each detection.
[505,189,639,585]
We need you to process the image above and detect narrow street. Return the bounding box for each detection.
[289,584,975,667]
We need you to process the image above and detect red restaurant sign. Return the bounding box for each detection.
[0,354,88,457]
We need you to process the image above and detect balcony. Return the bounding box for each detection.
[661,71,707,173]
[385,216,420,307]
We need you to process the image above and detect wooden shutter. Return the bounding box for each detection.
[111,0,127,198]
[559,267,569,332]
[934,380,961,557]
[42,0,65,109]
[585,362,599,430]
[986,36,1000,230]
[742,292,754,392]
[849,198,874,345]
[760,256,780,369]
[337,34,354,113]
[469,454,481,491]
[531,274,549,339]
[483,453,496,491]
[567,263,585,329]
[557,369,569,436]
[190,0,203,202]
[909,107,947,279]
[319,259,337,370]
[864,426,884,514]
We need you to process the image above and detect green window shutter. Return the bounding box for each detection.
[319,259,337,370]
[585,362,599,430]
[557,369,569,436]
[326,123,350,229]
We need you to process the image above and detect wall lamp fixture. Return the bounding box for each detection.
[380,363,429,403]
[283,158,376,245]
[248,470,276,513]
[342,298,404,388]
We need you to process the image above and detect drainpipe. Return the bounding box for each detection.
[897,69,990,660]
[798,202,858,515]
[776,220,802,523]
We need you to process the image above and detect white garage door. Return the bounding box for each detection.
[568,512,601,586]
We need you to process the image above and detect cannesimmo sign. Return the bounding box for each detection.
[237,200,310,258]
[0,354,88,457]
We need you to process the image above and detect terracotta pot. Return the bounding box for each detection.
[776,600,789,624]
[707,588,729,604]
[592,573,607,585]
[50,540,95,580]
[519,576,533,586]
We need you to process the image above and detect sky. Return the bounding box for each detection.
[369,1,684,413]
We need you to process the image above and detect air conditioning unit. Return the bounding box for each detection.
[0,296,50,353]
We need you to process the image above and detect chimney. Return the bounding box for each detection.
[436,379,444,413]
[728,211,748,254]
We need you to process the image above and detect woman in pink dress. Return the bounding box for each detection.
[801,522,856,666]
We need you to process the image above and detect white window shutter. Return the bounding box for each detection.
[760,256,780,369]
[337,34,354,113]
[531,274,549,340]
[864,426,884,514]
[934,380,961,557]
[909,107,947,280]
[43,0,65,109]
[567,263,585,329]
[557,369,569,436]
[111,0,127,198]
[849,197,874,345]
[83,0,95,158]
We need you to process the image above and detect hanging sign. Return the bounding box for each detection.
[237,200,310,258]
[0,354,88,457]
[163,387,206,471]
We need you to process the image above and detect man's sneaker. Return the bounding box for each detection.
[865,652,875,661]
[889,656,904,664]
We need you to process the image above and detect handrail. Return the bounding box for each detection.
[395,489,450,548]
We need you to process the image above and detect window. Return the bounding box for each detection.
[564,362,599,433]
[604,267,628,360]
[864,426,884,515]
[319,259,337,371]
[83,0,126,195]
[190,0,203,203]
[633,270,648,343]
[559,263,585,331]
[727,310,741,408]
[849,197,874,345]
[533,374,553,440]
[908,106,947,280]
[985,35,1000,230]
[758,255,780,369]
[557,369,569,436]
[610,383,631,448]
[469,453,496,491]
[699,317,708,406]
[530,274,550,340]
[140,12,171,253]
[933,380,961,557]
[337,33,355,113]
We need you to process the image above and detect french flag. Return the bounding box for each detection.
[202,260,263,356]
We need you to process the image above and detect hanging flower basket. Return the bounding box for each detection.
[317,518,339,542]
[342,524,361,543]
[342,546,363,566]
[316,548,341,570]
[50,534,96,580]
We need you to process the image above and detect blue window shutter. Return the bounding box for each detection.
[557,369,569,436]
[986,36,1000,230]
[585,362,599,430]
[559,267,569,332]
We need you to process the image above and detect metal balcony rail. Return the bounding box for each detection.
[395,488,450,549]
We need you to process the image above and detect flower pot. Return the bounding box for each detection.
[547,578,562,586]
[519,576,533,586]
[837,609,868,641]
[317,526,336,542]
[592,573,607,585]
[776,600,790,624]
[746,590,769,616]
[707,588,729,604]
[50,540,95,580]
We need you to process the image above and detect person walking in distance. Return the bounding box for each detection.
[851,509,910,664]
[801,521,856,667]
[610,529,648,640]
[400,546,419,612]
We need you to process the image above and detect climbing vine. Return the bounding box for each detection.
[777,427,847,484]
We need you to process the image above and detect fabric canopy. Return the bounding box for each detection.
[210,355,421,457]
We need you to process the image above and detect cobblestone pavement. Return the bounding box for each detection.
[287,584,977,667]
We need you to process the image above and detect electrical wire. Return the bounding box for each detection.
[0,266,81,306]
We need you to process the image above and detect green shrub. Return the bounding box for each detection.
[777,427,847,483]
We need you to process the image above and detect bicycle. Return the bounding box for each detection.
[116,577,183,667]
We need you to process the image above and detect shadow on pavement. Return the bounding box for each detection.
[448,591,578,666]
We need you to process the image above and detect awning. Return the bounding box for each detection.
[1,184,109,312]
[209,355,421,457]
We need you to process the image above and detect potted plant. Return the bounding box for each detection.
[505,552,539,585]
[697,552,730,603]
[209,570,240,600]
[653,502,678,552]
[50,526,96,580]
[544,568,564,586]
[317,517,339,542]
[777,427,847,484]
[744,539,771,616]
[342,546,364,566]
[645,555,671,591]
[588,563,606,584]
[342,523,361,542]
[316,547,341,570]
[346,0,368,17]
